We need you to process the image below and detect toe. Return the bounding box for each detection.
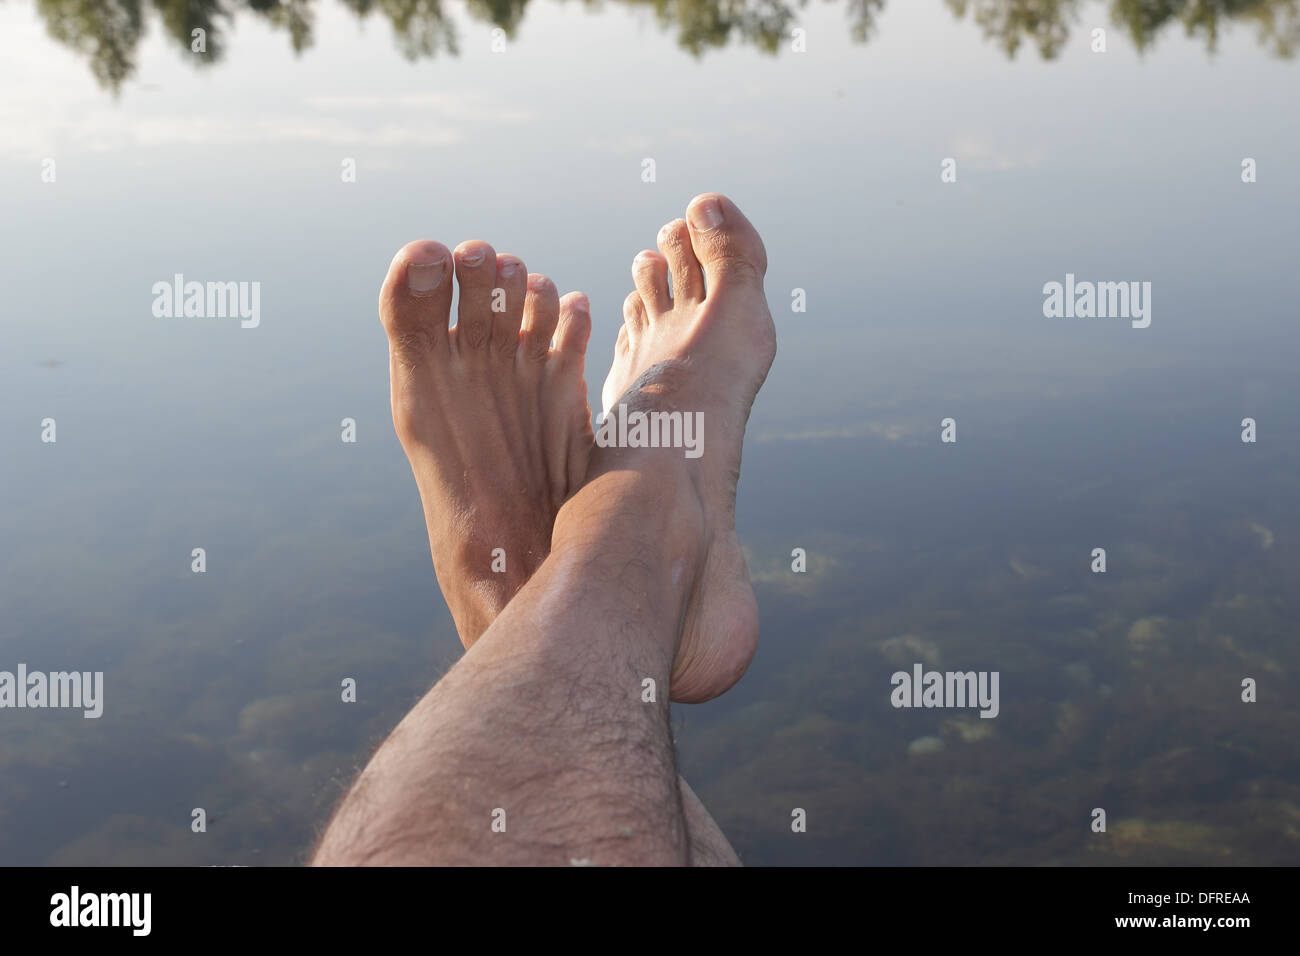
[543,293,594,502]
[379,240,454,357]
[553,292,592,356]
[623,290,647,333]
[631,250,672,315]
[489,254,528,356]
[452,240,498,351]
[519,274,560,363]
[657,219,704,304]
[685,193,768,291]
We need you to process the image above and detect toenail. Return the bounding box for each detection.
[527,274,549,292]
[460,248,485,266]
[688,198,724,231]
[499,259,521,278]
[407,260,446,295]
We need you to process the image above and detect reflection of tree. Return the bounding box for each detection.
[945,0,1080,58]
[465,0,527,38]
[1248,0,1299,56]
[31,0,1299,92]
[948,0,1299,59]
[625,0,881,53]
[844,0,886,42]
[36,0,145,88]
[248,0,315,52]
[154,0,230,57]
[342,0,458,58]
[651,0,797,54]
[1112,0,1299,56]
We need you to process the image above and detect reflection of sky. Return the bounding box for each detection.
[4,3,1297,414]
[1,1,1298,864]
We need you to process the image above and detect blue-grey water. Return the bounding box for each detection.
[1,0,1298,864]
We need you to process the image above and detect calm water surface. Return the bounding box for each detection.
[1,0,1298,864]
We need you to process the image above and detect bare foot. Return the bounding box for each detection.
[564,192,776,704]
[378,239,594,645]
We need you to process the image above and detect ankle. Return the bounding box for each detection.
[552,461,705,613]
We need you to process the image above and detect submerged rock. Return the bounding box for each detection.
[1247,522,1274,550]
[908,736,946,756]
[1064,661,1093,688]
[942,718,994,744]
[1127,616,1169,648]
[881,634,942,667]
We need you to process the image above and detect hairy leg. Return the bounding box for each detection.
[315,465,699,865]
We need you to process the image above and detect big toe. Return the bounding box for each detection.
[380,240,454,355]
[684,193,767,289]
[379,240,454,446]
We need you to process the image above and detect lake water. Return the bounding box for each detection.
[1,0,1298,865]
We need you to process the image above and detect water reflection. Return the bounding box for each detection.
[35,0,1299,91]
[8,0,1300,872]
[948,0,1299,59]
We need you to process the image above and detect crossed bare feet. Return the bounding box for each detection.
[378,192,775,704]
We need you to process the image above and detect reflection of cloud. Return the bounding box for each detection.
[1247,521,1275,549]
[303,92,532,124]
[129,114,466,148]
[0,89,542,158]
[745,544,838,595]
[0,112,463,158]
[880,633,942,667]
[950,132,1045,172]
[580,133,656,153]
[581,121,767,154]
